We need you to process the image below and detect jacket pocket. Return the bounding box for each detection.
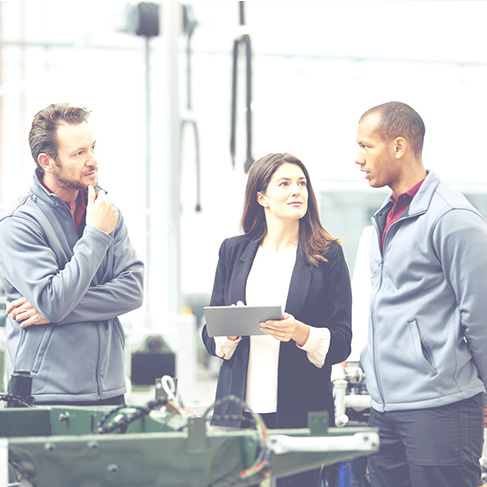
[114,318,125,349]
[31,327,55,374]
[407,320,437,377]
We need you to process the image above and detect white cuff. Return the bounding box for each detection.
[214,336,242,360]
[297,327,331,368]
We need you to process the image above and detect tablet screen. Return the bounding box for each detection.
[204,305,283,337]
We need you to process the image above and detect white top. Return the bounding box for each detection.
[214,245,331,413]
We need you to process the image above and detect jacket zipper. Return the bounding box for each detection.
[371,212,418,410]
[371,217,386,409]
[95,323,102,400]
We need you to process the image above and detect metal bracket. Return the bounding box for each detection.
[186,417,207,451]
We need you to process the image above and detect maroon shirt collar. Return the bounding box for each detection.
[39,177,87,230]
[382,178,425,249]
[391,178,425,204]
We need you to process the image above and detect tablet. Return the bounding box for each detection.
[204,305,283,337]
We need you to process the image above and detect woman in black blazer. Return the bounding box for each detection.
[202,153,352,487]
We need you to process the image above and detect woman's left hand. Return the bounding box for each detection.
[260,312,309,346]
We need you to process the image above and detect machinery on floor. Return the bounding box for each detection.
[1,376,379,487]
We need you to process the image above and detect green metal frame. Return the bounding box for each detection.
[3,407,378,487]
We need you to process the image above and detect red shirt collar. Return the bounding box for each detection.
[391,178,425,204]
[39,177,87,230]
[382,177,425,249]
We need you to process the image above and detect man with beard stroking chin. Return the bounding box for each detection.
[0,103,144,406]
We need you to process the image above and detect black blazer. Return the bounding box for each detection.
[202,235,352,428]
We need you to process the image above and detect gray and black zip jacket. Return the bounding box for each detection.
[361,171,487,412]
[0,174,144,403]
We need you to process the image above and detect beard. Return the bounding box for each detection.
[54,173,86,191]
[53,161,97,191]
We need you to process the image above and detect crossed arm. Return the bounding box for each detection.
[7,297,49,328]
[1,205,144,329]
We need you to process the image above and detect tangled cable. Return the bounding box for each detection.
[0,393,31,408]
[94,382,273,485]
[95,399,165,435]
[95,376,197,435]
[203,395,273,487]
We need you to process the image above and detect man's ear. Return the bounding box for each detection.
[37,153,54,172]
[257,192,268,208]
[393,137,406,159]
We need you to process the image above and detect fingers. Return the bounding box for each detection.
[88,187,107,206]
[19,312,49,328]
[11,305,37,323]
[7,298,50,327]
[6,296,27,314]
[260,322,289,341]
[88,185,96,205]
[95,189,106,202]
[88,186,109,207]
[20,317,36,329]
[85,188,119,234]
[260,314,294,342]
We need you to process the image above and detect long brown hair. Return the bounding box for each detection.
[241,153,340,266]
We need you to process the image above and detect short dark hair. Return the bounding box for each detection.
[360,101,425,156]
[241,153,339,266]
[29,103,91,177]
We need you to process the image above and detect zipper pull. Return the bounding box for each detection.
[372,259,383,279]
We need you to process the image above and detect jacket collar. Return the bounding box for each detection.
[30,171,99,209]
[374,170,439,221]
[30,172,67,209]
[408,170,439,216]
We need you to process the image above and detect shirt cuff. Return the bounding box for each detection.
[297,327,331,368]
[214,336,242,360]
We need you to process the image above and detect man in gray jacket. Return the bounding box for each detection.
[355,101,487,487]
[0,103,144,406]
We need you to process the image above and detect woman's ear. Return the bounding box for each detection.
[257,192,268,207]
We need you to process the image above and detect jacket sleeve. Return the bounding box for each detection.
[0,211,143,324]
[324,244,353,365]
[434,208,487,388]
[55,211,144,324]
[201,239,228,357]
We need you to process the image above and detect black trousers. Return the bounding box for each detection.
[368,393,484,487]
